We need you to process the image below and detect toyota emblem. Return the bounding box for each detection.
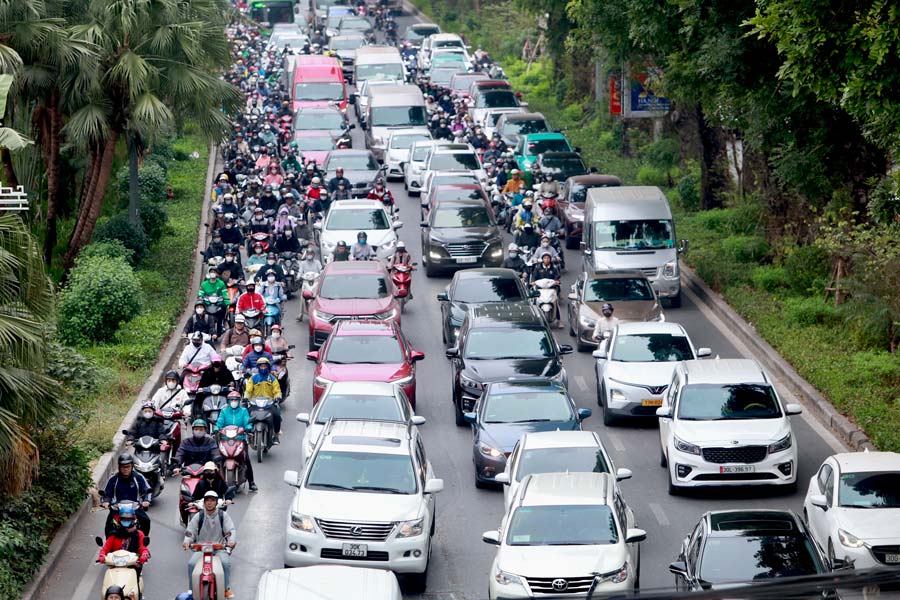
[350,526,363,536]
[551,579,568,591]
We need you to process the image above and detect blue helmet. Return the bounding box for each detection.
[117,504,136,527]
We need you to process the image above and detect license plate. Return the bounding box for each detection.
[456,256,478,264]
[720,465,755,474]
[342,543,367,557]
[885,553,900,564]
[642,398,663,407]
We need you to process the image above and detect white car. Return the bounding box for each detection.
[483,108,526,139]
[657,358,803,494]
[803,451,900,569]
[316,199,402,262]
[384,129,433,180]
[595,322,710,425]
[496,430,631,508]
[354,77,403,124]
[403,139,442,195]
[417,33,467,70]
[420,143,486,196]
[483,472,645,599]
[283,419,443,592]
[256,566,401,600]
[296,381,424,463]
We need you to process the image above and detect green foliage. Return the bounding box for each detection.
[676,174,700,211]
[635,164,667,187]
[78,239,133,264]
[783,297,842,327]
[720,235,770,263]
[58,255,143,345]
[691,246,751,291]
[139,201,169,245]
[116,161,167,205]
[645,138,680,171]
[93,213,149,265]
[784,245,830,295]
[750,266,789,292]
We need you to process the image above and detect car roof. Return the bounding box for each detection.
[680,358,767,385]
[520,472,615,506]
[325,380,399,396]
[468,303,543,326]
[432,144,473,153]
[567,174,622,186]
[327,199,384,210]
[429,33,464,41]
[296,106,342,115]
[326,149,374,157]
[705,510,803,536]
[329,33,366,42]
[332,319,397,336]
[388,128,431,138]
[521,430,601,450]
[615,321,688,336]
[320,419,411,455]
[258,566,397,598]
[323,260,386,275]
[524,132,566,140]
[830,451,900,472]
[434,197,487,209]
[502,112,547,122]
[454,267,519,280]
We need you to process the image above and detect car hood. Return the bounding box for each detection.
[480,421,579,454]
[294,488,422,522]
[464,358,561,381]
[450,299,527,325]
[319,362,410,383]
[583,299,662,321]
[342,169,379,184]
[498,545,626,578]
[429,227,500,244]
[606,361,675,387]
[673,419,791,445]
[565,203,585,221]
[836,508,900,541]
[315,295,395,316]
[300,150,330,165]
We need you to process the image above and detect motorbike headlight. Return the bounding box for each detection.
[314,375,332,388]
[373,308,398,320]
[674,436,701,456]
[838,528,865,549]
[312,310,334,321]
[290,512,317,533]
[479,443,503,458]
[663,260,678,278]
[459,373,483,391]
[767,433,792,454]
[391,374,414,386]
[396,518,425,538]
[493,566,523,587]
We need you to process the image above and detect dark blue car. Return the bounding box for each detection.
[464,379,591,488]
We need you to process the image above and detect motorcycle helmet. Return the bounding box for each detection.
[105,585,126,600]
[523,223,534,231]
[357,231,367,241]
[336,240,347,248]
[202,461,217,475]
[508,242,518,252]
[311,177,321,184]
[140,400,155,419]
[165,369,179,381]
[117,504,136,528]
[191,418,208,429]
[227,391,242,401]
[601,302,614,316]
[117,453,135,466]
[396,241,406,250]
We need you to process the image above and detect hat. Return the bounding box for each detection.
[272,323,282,331]
[203,490,219,500]
[203,461,217,472]
[235,314,246,323]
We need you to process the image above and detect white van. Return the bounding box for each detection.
[256,566,402,600]
[364,85,428,161]
[582,186,687,307]
[353,46,405,84]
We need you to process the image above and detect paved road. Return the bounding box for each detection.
[35,7,847,600]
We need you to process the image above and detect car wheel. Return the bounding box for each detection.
[453,389,465,426]
[308,334,315,352]
[667,465,681,496]
[668,292,682,308]
[565,233,578,250]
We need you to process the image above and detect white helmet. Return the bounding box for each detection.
[397,241,406,250]
[507,242,518,252]
[311,176,321,184]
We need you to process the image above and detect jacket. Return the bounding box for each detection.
[178,342,217,369]
[244,372,281,400]
[98,529,150,565]
[257,263,285,283]
[530,264,560,283]
[183,314,216,337]
[127,416,169,441]
[216,405,252,440]
[184,508,236,546]
[192,475,232,501]
[173,434,221,467]
[150,385,189,410]
[218,258,244,282]
[502,177,524,194]
[198,366,233,389]
[236,292,265,313]
[241,349,273,371]
[199,278,229,305]
[219,327,250,351]
[351,243,376,261]
[101,472,152,505]
[259,280,287,303]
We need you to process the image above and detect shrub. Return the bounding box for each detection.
[750,266,789,292]
[58,255,143,345]
[721,235,770,263]
[645,138,680,171]
[677,174,700,211]
[783,297,842,327]
[849,351,900,387]
[93,213,149,265]
[636,164,667,187]
[139,200,169,245]
[784,245,830,295]
[729,199,765,235]
[690,208,734,233]
[692,247,752,291]
[78,239,133,264]
[115,161,168,205]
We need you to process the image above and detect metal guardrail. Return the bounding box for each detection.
[0,184,28,211]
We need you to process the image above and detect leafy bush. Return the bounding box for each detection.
[115,161,168,204]
[721,235,770,263]
[139,201,169,245]
[78,239,133,264]
[783,297,842,327]
[645,138,680,171]
[58,255,144,345]
[636,164,668,187]
[692,247,752,291]
[849,351,900,387]
[93,213,149,265]
[784,245,830,295]
[689,208,733,233]
[750,266,789,292]
[677,174,700,211]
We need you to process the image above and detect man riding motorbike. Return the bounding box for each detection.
[199,355,234,390]
[151,370,190,410]
[183,491,236,599]
[191,461,235,501]
[183,301,218,340]
[351,231,377,261]
[236,281,265,314]
[173,419,222,472]
[501,242,528,276]
[126,401,170,443]
[243,357,283,444]
[215,392,257,492]
[514,199,540,230]
[515,222,541,251]
[219,314,251,352]
[297,248,323,274]
[332,240,351,261]
[539,207,563,236]
[256,252,285,283]
[219,249,244,283]
[203,230,226,262]
[327,167,351,196]
[178,331,218,370]
[199,267,229,332]
[592,303,620,342]
[100,454,152,536]
[241,336,274,372]
[367,178,395,215]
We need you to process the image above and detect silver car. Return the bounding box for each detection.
[594,321,710,425]
[384,129,433,180]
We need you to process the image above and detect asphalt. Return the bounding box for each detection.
[33,6,848,600]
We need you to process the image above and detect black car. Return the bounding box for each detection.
[670,510,835,593]
[464,379,591,488]
[420,198,504,277]
[536,151,589,182]
[437,268,533,347]
[322,149,385,197]
[446,304,573,426]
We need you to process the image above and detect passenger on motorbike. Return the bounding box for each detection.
[151,370,190,410]
[203,231,226,262]
[100,454,152,535]
[515,222,541,250]
[533,234,561,263]
[539,207,563,236]
[274,228,301,254]
[236,281,266,313]
[219,314,251,352]
[255,146,272,170]
[127,401,170,443]
[97,504,150,570]
[215,393,257,491]
[183,301,218,339]
[273,208,296,236]
[259,272,287,305]
[183,491,236,598]
[351,232,377,261]
[178,331,218,370]
[501,243,528,275]
[367,178,395,214]
[247,242,268,268]
[212,174,234,202]
[220,249,244,283]
[191,461,234,502]
[514,200,540,230]
[173,420,222,471]
[244,357,283,443]
[331,181,352,201]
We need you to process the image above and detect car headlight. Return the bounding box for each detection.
[838,529,865,549]
[479,443,503,458]
[312,310,334,321]
[488,243,503,258]
[578,313,596,328]
[768,433,792,454]
[494,566,523,587]
[460,373,483,391]
[603,563,629,584]
[391,374,414,386]
[314,375,332,388]
[373,308,398,320]
[674,436,701,455]
[663,260,678,278]
[609,388,627,402]
[322,240,336,251]
[396,518,424,538]
[291,512,317,533]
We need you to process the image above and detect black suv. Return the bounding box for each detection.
[437,268,534,347]
[420,198,504,277]
[446,304,573,425]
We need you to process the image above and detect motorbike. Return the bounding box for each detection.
[277,251,299,294]
[298,271,320,321]
[249,231,271,253]
[181,364,208,420]
[539,190,558,214]
[272,347,294,400]
[199,384,230,432]
[246,396,277,463]
[390,263,416,311]
[127,433,166,500]
[94,542,147,600]
[189,541,230,600]
[178,463,205,527]
[532,278,560,328]
[224,281,240,328]
[263,295,282,337]
[223,345,246,394]
[201,293,227,331]
[217,425,248,490]
[241,307,263,332]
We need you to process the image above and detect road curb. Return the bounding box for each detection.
[21,143,219,600]
[681,265,874,451]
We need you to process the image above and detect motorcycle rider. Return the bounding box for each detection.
[267,323,290,355]
[199,267,229,333]
[202,230,226,262]
[533,233,561,263]
[100,454,152,536]
[246,241,268,269]
[198,355,234,390]
[104,586,126,600]
[351,231,377,261]
[331,180,352,201]
[332,240,350,261]
[243,357,283,444]
[501,243,528,276]
[539,206,563,235]
[387,240,412,269]
[297,247,323,274]
[514,199,540,230]
[126,401,170,443]
[220,214,243,248]
[538,172,560,197]
[591,303,620,342]
[236,280,266,314]
[327,167,351,196]
[263,163,283,188]
[256,251,286,283]
[191,461,234,502]
[367,178,395,215]
[151,370,190,410]
[183,490,236,599]
[241,335,273,370]
[530,253,562,321]
[502,169,524,194]
[97,504,150,570]
[433,118,453,141]
[277,190,303,221]
[215,392,257,491]
[219,314,251,352]
[183,300,217,339]
[178,331,218,370]
[173,419,222,471]
[219,249,244,283]
[515,222,541,251]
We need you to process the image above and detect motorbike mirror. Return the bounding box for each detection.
[122,429,129,436]
[95,536,104,547]
[143,536,150,547]
[393,221,403,229]
[313,222,322,230]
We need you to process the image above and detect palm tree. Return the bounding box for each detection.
[63,0,243,268]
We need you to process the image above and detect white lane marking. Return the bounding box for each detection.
[71,548,101,600]
[649,502,670,526]
[574,375,588,392]
[606,432,625,453]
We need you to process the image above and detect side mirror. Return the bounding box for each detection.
[668,561,687,577]
[296,412,310,424]
[445,347,459,358]
[121,429,129,436]
[574,146,582,154]
[626,528,647,544]
[463,412,477,424]
[410,350,425,362]
[679,239,689,253]
[656,406,673,418]
[283,469,300,487]
[592,348,607,360]
[306,351,319,361]
[393,221,403,229]
[616,468,633,482]
[577,408,592,421]
[424,478,444,494]
[785,403,803,416]
[482,530,501,545]
[411,415,427,426]
[567,292,577,301]
[494,472,510,485]
[348,94,357,105]
[558,344,574,355]
[697,348,711,358]
[528,288,540,298]
[831,557,849,571]
[436,292,449,301]
[589,166,598,174]
[313,222,322,230]
[810,493,828,510]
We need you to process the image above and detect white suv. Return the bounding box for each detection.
[282,419,443,591]
[403,140,441,196]
[316,199,402,263]
[484,472,644,599]
[657,358,803,494]
[421,143,486,195]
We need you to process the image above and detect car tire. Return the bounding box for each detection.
[660,447,668,468]
[475,476,489,489]
[667,465,681,496]
[668,292,682,308]
[308,334,315,352]
[565,233,578,250]
[453,389,466,427]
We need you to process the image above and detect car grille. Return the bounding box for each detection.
[320,548,389,561]
[526,576,597,594]
[639,267,659,277]
[317,518,394,541]
[871,545,900,565]
[446,242,486,257]
[332,314,375,321]
[701,446,768,464]
[353,181,369,189]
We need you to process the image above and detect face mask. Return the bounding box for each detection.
[358,239,366,245]
[602,312,613,318]
[254,345,263,353]
[258,366,269,375]
[509,252,518,258]
[166,381,177,390]
[196,308,205,315]
[142,411,154,420]
[267,275,276,282]
[235,323,244,329]
[541,241,549,247]
[272,331,281,339]
[229,400,239,409]
[267,259,276,265]
[225,223,233,228]
[118,521,134,530]
[255,248,263,254]
[193,430,205,440]
[192,340,202,347]
[207,274,216,280]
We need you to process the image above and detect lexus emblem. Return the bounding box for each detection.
[350,526,363,536]
[551,579,568,591]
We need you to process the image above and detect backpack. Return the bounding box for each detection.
[197,509,225,535]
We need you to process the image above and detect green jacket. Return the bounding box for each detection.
[199,278,228,306]
[216,405,252,440]
[282,156,301,173]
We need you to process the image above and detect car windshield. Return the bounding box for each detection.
[325,154,380,171]
[611,334,694,362]
[541,156,587,177]
[452,77,483,91]
[476,91,519,109]
[434,40,464,49]
[678,384,781,421]
[315,394,403,424]
[486,112,509,126]
[325,208,390,231]
[593,219,675,251]
[325,335,404,364]
[307,451,416,494]
[464,328,555,359]
[295,111,344,130]
[699,535,822,582]
[406,26,439,40]
[507,505,618,546]
[339,18,370,31]
[330,38,364,50]
[584,278,655,302]
[517,447,609,481]
[526,138,570,155]
[428,68,461,85]
[317,0,345,7]
[570,182,618,205]
[482,390,574,424]
[294,136,335,151]
[503,119,549,136]
[453,276,522,303]
[318,274,389,300]
[430,153,480,171]
[370,106,428,127]
[839,471,900,508]
[432,206,492,228]
[411,145,432,161]
[391,134,430,149]
[356,63,405,81]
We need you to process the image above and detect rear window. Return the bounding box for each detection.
[502,119,549,136]
[325,335,404,364]
[453,276,523,303]
[430,152,480,171]
[475,91,518,109]
[526,138,570,155]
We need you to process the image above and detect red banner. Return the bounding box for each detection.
[609,74,622,115]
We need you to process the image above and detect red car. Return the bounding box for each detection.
[559,174,622,249]
[306,320,425,406]
[306,261,402,350]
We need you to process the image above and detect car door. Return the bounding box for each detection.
[682,521,705,591]
[659,372,680,452]
[502,440,521,506]
[415,435,437,530]
[615,492,638,565]
[808,462,835,544]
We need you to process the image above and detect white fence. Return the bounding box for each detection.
[0,184,27,211]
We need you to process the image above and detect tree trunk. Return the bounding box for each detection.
[697,106,727,210]
[43,90,62,264]
[0,148,18,188]
[127,132,141,227]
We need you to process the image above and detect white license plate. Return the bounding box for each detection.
[342,543,367,557]
[720,465,755,474]
[455,256,478,264]
[885,553,900,564]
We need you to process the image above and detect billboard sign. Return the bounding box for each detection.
[623,65,670,118]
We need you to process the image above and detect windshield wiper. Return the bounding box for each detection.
[308,482,355,491]
[351,485,406,494]
[513,418,552,423]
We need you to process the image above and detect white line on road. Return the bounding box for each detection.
[649,502,670,526]
[606,432,626,453]
[574,375,588,392]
